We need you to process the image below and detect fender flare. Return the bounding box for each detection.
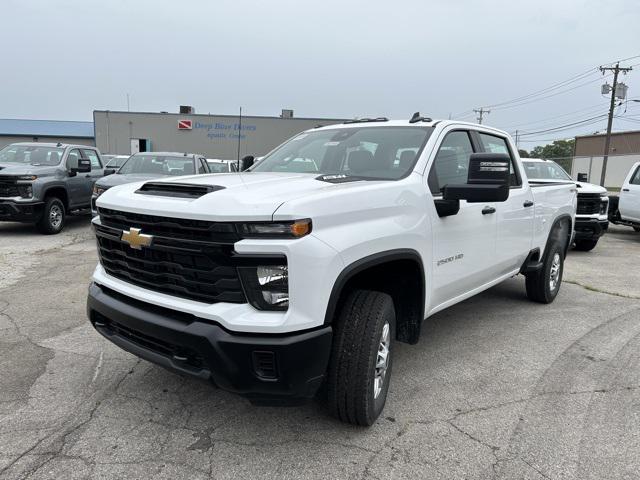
[546,214,573,257]
[323,248,426,325]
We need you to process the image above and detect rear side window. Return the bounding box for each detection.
[428,131,474,194]
[82,149,102,170]
[630,166,640,185]
[477,133,521,186]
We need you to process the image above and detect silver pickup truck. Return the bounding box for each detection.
[0,142,102,233]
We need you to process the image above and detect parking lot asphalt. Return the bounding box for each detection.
[0,221,639,480]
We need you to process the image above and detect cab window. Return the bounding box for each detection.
[477,133,521,186]
[428,131,474,194]
[66,149,81,168]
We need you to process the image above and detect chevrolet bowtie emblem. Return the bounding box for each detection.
[121,227,153,250]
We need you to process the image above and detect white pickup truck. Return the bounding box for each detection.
[609,161,640,232]
[87,117,576,425]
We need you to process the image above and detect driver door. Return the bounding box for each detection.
[427,129,499,311]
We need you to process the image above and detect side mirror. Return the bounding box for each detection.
[104,168,116,176]
[240,155,255,171]
[68,156,91,174]
[443,153,510,203]
[577,173,588,182]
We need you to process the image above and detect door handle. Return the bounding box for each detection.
[482,206,496,215]
[622,188,629,192]
[523,200,534,207]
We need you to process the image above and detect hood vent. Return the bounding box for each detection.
[135,182,225,198]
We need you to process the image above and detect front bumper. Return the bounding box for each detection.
[0,200,44,222]
[574,217,609,241]
[87,282,332,404]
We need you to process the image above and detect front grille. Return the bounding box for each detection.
[577,193,602,215]
[98,207,241,243]
[0,181,19,198]
[96,209,248,304]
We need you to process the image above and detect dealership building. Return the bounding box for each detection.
[93,108,346,159]
[572,129,640,188]
[0,118,94,150]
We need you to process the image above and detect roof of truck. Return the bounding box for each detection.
[310,119,510,136]
[7,142,97,149]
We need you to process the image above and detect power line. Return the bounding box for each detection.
[501,101,612,130]
[516,114,608,137]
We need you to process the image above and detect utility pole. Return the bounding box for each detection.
[473,107,490,124]
[599,62,632,186]
[515,130,519,149]
[236,107,242,171]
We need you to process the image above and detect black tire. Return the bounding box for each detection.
[525,241,564,304]
[327,290,396,426]
[36,197,65,234]
[574,239,599,251]
[634,227,640,232]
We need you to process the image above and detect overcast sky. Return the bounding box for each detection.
[2,0,639,148]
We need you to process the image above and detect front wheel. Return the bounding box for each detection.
[525,242,564,304]
[36,197,65,234]
[327,290,396,426]
[634,227,640,232]
[574,239,599,251]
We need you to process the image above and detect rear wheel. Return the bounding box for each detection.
[634,227,640,232]
[574,239,599,251]
[36,197,65,234]
[327,290,396,426]
[525,241,564,304]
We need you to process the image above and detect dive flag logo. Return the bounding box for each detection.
[178,119,192,130]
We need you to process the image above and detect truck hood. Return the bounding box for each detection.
[0,163,58,176]
[575,182,607,195]
[97,172,385,221]
[96,173,168,189]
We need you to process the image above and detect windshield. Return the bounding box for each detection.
[118,154,195,176]
[0,145,65,166]
[105,156,129,169]
[523,161,571,180]
[251,126,433,180]
[207,162,231,173]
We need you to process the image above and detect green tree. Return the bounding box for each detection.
[518,149,530,158]
[530,139,575,160]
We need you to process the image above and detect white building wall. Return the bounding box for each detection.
[571,154,640,188]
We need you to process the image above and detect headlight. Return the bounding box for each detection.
[236,219,311,238]
[599,196,609,215]
[17,175,37,181]
[238,264,289,310]
[93,185,107,197]
[17,184,33,199]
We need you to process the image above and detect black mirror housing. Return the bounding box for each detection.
[68,157,91,174]
[104,168,116,176]
[240,155,255,171]
[443,153,511,203]
[577,173,588,182]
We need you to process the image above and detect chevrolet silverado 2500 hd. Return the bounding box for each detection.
[0,142,101,233]
[523,158,608,251]
[87,118,576,425]
[608,162,640,232]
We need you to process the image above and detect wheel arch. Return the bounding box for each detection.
[42,186,69,210]
[324,249,426,344]
[547,214,573,257]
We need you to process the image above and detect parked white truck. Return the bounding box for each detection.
[523,158,609,251]
[608,161,640,232]
[87,117,576,425]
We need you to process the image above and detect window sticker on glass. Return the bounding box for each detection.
[324,141,340,146]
